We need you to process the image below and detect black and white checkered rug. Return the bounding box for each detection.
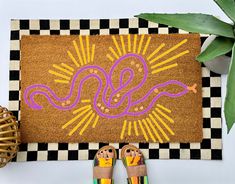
[9,18,222,161]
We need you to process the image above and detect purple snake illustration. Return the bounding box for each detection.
[24,53,197,119]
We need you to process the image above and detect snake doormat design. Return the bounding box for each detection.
[21,34,202,143]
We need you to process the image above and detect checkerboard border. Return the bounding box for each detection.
[9,18,222,161]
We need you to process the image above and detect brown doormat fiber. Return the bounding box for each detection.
[20,34,202,143]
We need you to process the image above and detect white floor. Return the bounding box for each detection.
[0,0,235,183]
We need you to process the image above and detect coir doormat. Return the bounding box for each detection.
[9,19,222,161]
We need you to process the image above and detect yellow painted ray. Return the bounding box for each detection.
[109,47,119,59]
[86,36,90,63]
[54,79,69,84]
[79,36,87,65]
[91,44,96,62]
[61,63,74,72]
[53,64,73,75]
[81,99,91,103]
[146,118,163,143]
[72,40,84,66]
[128,121,132,136]
[120,120,127,140]
[151,63,178,74]
[138,120,148,141]
[151,50,189,69]
[128,34,131,52]
[106,54,114,62]
[133,35,137,53]
[157,104,171,113]
[142,37,151,55]
[62,106,91,129]
[152,111,175,135]
[149,39,188,64]
[67,50,80,67]
[142,119,156,142]
[112,36,122,56]
[147,43,165,61]
[137,35,145,54]
[73,105,91,114]
[79,112,95,135]
[49,70,71,80]
[155,107,174,123]
[92,115,100,128]
[69,110,93,136]
[120,35,126,54]
[149,114,170,141]
[133,121,139,136]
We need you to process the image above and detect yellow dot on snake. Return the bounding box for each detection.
[131,61,135,65]
[101,106,105,110]
[105,109,109,113]
[138,68,142,72]
[97,103,101,107]
[134,107,138,111]
[140,106,144,110]
[114,99,118,102]
[136,64,140,68]
[116,94,120,97]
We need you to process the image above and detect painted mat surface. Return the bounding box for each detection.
[20,34,202,143]
[9,19,222,161]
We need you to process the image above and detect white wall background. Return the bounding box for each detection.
[0,0,235,183]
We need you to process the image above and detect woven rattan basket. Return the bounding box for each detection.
[0,106,20,168]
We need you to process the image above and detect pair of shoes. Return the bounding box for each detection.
[93,144,149,184]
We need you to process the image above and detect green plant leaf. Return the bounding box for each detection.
[197,36,234,62]
[225,43,235,133]
[214,0,235,22]
[136,13,235,38]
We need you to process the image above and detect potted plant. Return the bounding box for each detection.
[136,0,235,133]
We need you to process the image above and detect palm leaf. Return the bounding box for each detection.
[197,36,234,62]
[136,13,235,38]
[225,43,235,133]
[214,0,235,22]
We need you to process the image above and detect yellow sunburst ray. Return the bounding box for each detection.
[146,118,163,143]
[142,37,151,55]
[81,99,91,103]
[128,121,132,136]
[79,36,87,65]
[112,36,122,56]
[133,121,139,136]
[86,36,90,63]
[157,104,171,113]
[49,70,71,80]
[133,35,138,53]
[69,110,93,136]
[120,120,127,140]
[151,50,189,69]
[109,47,119,59]
[73,105,91,114]
[54,79,69,84]
[79,112,95,135]
[147,43,165,61]
[137,35,145,54]
[138,120,149,141]
[92,115,100,128]
[67,50,80,67]
[62,107,91,129]
[149,39,188,64]
[61,63,75,72]
[152,111,175,135]
[149,113,170,141]
[106,54,114,62]
[155,107,174,123]
[151,63,178,74]
[120,35,126,54]
[52,64,73,75]
[128,34,131,52]
[142,119,156,142]
[73,40,84,66]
